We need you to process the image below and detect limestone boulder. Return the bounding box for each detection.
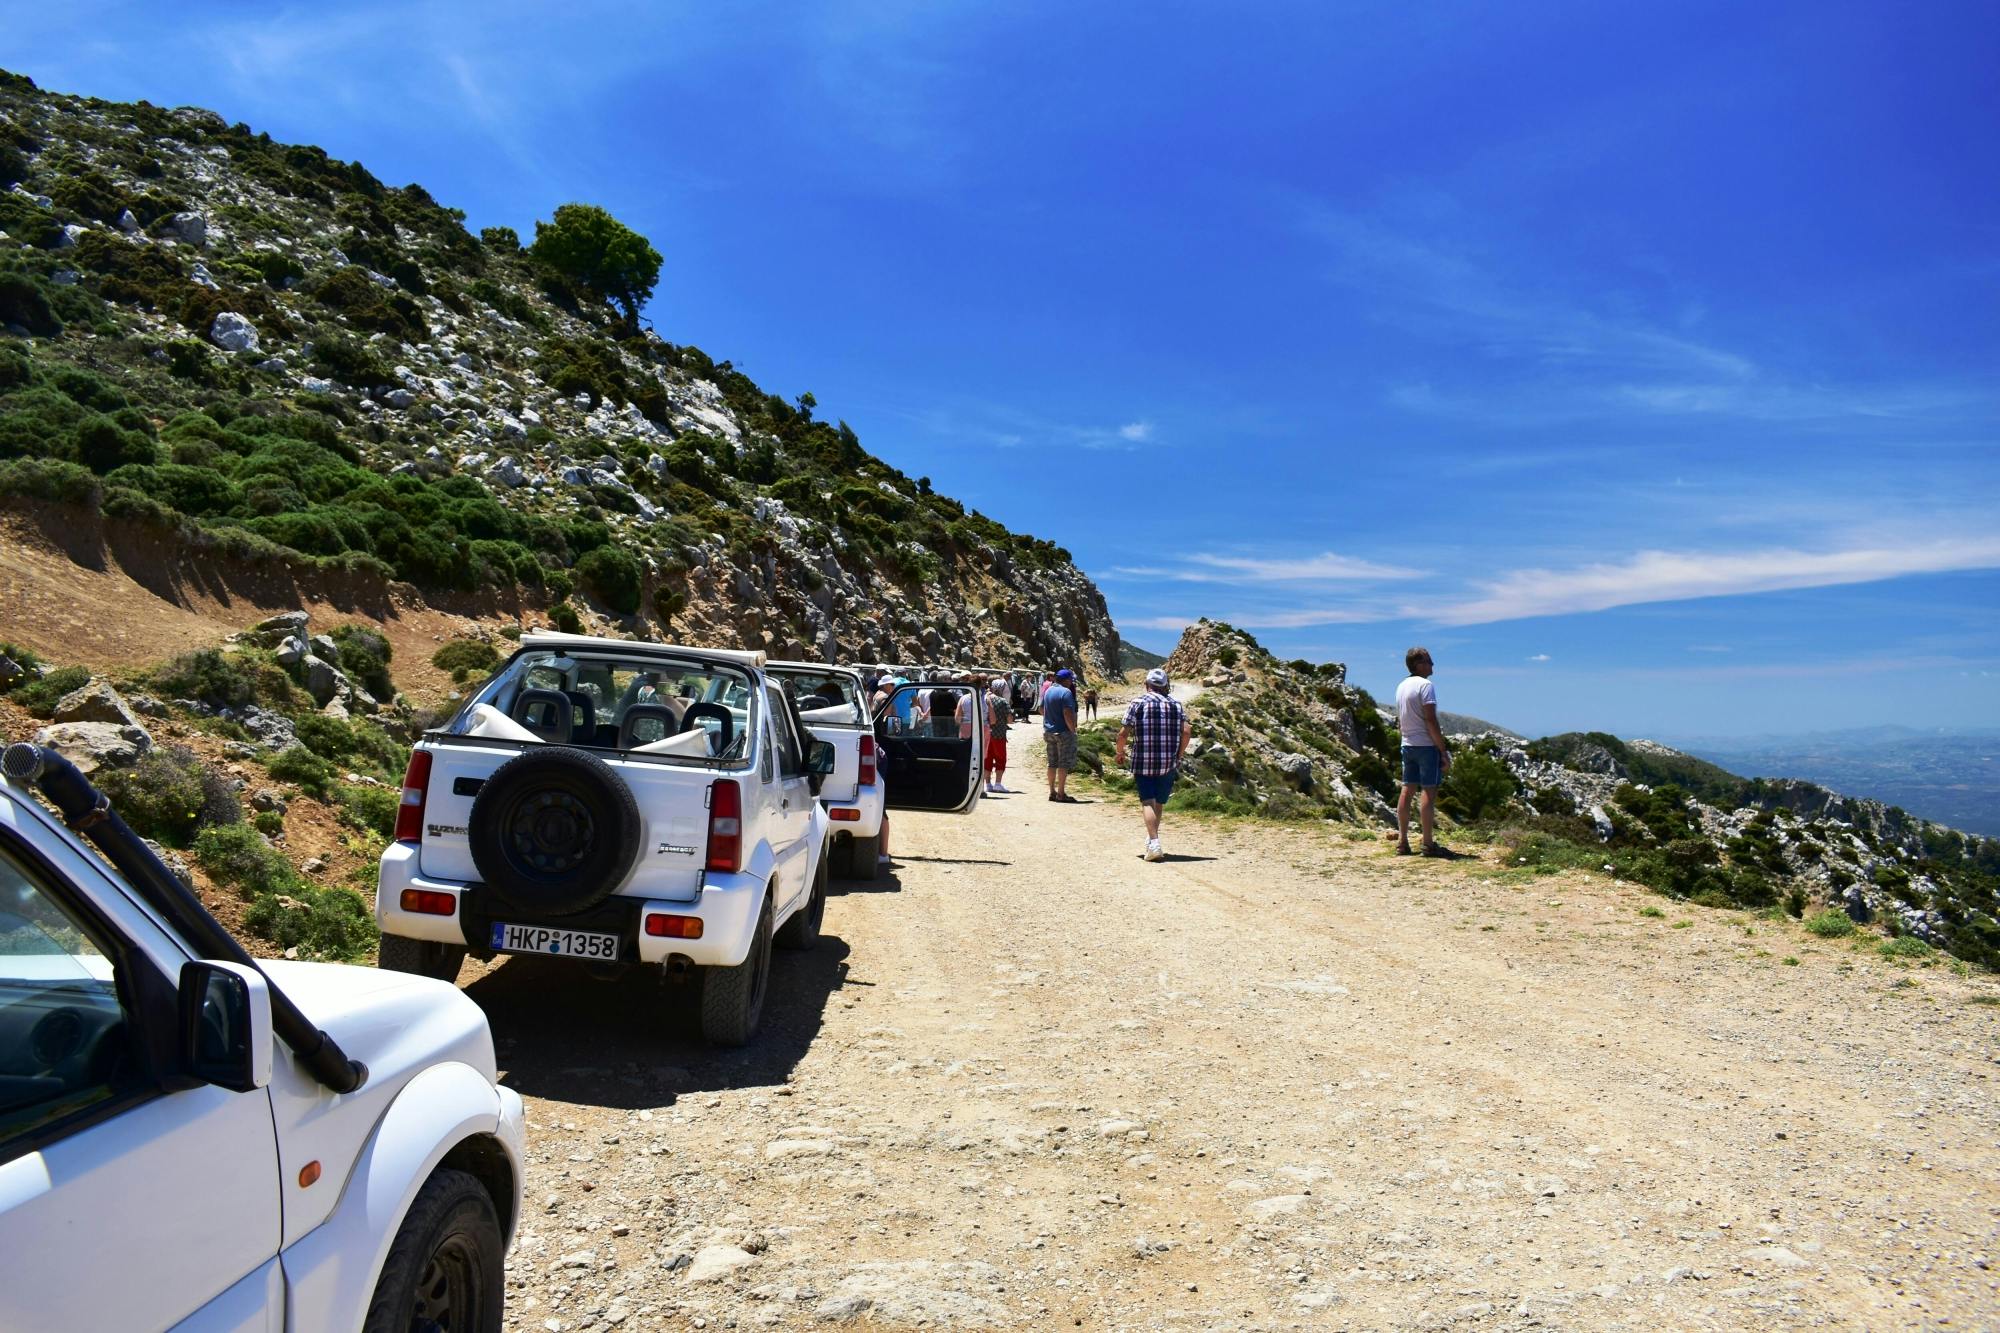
[32,722,152,773]
[52,680,147,731]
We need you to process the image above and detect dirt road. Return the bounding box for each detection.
[478,729,1999,1330]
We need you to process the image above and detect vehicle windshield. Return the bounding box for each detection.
[449,648,757,762]
[768,667,866,727]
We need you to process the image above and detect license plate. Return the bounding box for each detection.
[489,923,621,960]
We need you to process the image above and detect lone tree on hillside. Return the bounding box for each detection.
[530,203,662,330]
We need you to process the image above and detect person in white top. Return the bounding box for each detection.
[1393,646,1452,857]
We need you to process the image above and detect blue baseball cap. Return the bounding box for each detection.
[1056,668,1074,681]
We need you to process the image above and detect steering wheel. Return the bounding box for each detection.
[679,702,735,757]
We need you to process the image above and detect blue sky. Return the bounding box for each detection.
[8,0,1997,737]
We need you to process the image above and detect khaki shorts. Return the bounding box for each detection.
[1044,730,1078,771]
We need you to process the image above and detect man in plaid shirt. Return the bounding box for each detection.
[1116,667,1192,862]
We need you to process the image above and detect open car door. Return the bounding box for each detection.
[876,683,983,812]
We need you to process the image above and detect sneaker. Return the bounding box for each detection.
[1144,840,1165,863]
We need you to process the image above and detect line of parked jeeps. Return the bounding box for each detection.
[0,634,1014,1329]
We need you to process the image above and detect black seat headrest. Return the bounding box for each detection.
[562,690,596,742]
[679,702,734,757]
[511,689,572,744]
[619,703,679,749]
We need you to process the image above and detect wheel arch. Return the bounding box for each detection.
[282,1063,522,1330]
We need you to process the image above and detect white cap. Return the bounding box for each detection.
[1146,667,1169,688]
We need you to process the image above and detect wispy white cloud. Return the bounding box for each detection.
[1108,551,1422,586]
[1123,615,1195,632]
[1528,653,1551,662]
[1234,605,1393,629]
[1118,420,1154,442]
[1184,552,1422,583]
[1431,536,2000,626]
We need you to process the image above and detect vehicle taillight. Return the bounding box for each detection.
[858,733,877,787]
[399,889,456,916]
[706,779,742,873]
[394,750,433,845]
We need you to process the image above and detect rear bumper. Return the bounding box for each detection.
[820,783,885,839]
[376,842,765,968]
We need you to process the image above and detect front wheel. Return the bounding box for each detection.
[362,1167,503,1333]
[700,890,772,1046]
[378,933,468,985]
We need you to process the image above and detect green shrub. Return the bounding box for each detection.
[574,545,641,614]
[149,648,256,709]
[9,664,90,717]
[1214,647,1239,668]
[252,809,286,837]
[243,882,375,960]
[549,602,583,634]
[292,712,357,758]
[307,267,426,341]
[1439,749,1517,823]
[98,746,241,846]
[0,271,62,336]
[307,328,392,386]
[335,784,398,838]
[266,746,337,799]
[1879,935,1933,961]
[193,823,296,895]
[431,639,499,681]
[1803,909,1857,938]
[74,415,157,473]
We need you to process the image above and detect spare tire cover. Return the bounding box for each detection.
[468,747,642,916]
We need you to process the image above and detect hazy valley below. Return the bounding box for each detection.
[1673,727,2000,838]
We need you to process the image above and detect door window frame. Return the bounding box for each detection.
[0,826,177,1167]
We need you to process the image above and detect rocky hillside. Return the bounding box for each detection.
[1079,619,1402,824]
[0,71,1116,672]
[1126,621,1999,969]
[1473,728,2000,968]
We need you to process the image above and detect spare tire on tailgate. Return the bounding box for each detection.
[469,747,642,916]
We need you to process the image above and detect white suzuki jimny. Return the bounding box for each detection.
[0,741,524,1332]
[376,636,850,1046]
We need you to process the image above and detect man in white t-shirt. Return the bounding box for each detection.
[1394,646,1452,857]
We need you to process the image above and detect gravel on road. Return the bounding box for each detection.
[475,730,2000,1331]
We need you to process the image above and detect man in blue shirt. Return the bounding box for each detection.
[1042,668,1079,803]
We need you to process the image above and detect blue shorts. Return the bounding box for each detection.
[1135,771,1177,804]
[1401,745,1441,788]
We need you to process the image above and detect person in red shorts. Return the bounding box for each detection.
[983,677,1014,794]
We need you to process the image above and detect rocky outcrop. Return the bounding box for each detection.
[32,720,152,773]
[52,679,147,730]
[1144,622,1387,824]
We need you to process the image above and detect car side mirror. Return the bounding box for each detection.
[809,739,837,776]
[179,960,273,1093]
